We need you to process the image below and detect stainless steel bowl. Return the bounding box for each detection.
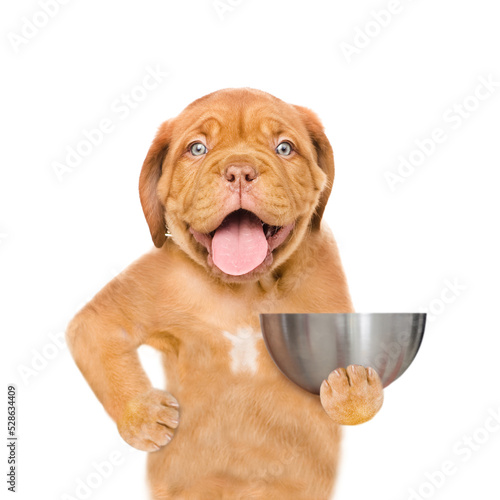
[260,313,426,394]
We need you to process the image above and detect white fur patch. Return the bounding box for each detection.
[222,327,261,374]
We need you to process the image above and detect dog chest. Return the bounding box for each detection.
[222,327,262,374]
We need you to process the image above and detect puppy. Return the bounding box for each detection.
[67,88,384,499]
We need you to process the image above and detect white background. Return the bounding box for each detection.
[1,0,500,499]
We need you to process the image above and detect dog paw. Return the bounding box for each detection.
[117,389,180,452]
[320,365,384,425]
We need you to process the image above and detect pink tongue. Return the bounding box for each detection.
[212,211,268,276]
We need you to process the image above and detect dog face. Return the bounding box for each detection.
[140,88,335,282]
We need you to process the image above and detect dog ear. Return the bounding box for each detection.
[139,120,174,248]
[293,105,335,231]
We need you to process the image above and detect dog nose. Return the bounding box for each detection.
[224,164,258,185]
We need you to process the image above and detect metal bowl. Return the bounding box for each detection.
[260,313,426,394]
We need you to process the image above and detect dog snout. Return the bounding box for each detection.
[224,164,258,187]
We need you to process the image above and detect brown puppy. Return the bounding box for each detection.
[67,88,384,499]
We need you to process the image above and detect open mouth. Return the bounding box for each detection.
[189,209,295,277]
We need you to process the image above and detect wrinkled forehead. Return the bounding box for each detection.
[170,91,309,147]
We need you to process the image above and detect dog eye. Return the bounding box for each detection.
[190,142,208,156]
[276,141,293,156]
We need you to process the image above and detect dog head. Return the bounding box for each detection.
[139,88,335,282]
